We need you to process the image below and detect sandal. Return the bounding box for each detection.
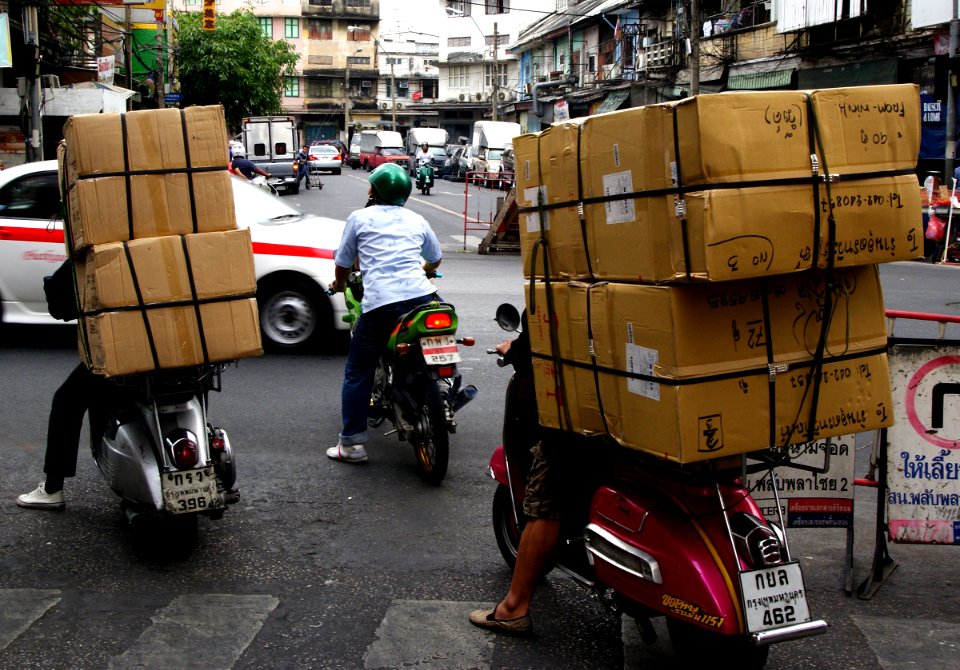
[468,607,533,636]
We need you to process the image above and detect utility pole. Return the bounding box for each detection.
[125,6,133,110]
[947,2,958,184]
[344,59,352,141]
[390,57,396,130]
[492,22,498,121]
[22,2,42,162]
[689,0,700,96]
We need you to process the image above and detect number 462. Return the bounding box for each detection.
[763,606,796,627]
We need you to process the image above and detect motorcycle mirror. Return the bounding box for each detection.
[494,303,521,332]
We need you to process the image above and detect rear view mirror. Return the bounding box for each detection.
[494,303,521,332]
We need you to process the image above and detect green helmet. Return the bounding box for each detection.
[368,163,412,206]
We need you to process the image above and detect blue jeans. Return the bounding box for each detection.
[339,293,438,446]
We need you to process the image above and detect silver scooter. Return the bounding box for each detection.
[91,364,239,538]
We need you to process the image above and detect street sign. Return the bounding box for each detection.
[886,343,960,544]
[164,93,182,104]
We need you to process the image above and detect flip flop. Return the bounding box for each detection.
[468,607,533,636]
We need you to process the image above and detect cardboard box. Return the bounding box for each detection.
[516,85,923,282]
[66,170,238,249]
[672,84,920,186]
[60,106,235,250]
[81,297,262,377]
[526,268,893,461]
[61,106,229,181]
[76,229,256,312]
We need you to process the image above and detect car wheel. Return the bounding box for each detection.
[288,183,300,195]
[257,277,330,353]
[334,169,341,176]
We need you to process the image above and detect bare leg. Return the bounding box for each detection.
[494,517,560,620]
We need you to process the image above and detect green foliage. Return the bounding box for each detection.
[175,10,299,131]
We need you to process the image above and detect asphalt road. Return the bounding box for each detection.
[1,171,959,669]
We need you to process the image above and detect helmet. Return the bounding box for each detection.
[368,163,412,206]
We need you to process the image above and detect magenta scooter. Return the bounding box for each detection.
[486,303,827,668]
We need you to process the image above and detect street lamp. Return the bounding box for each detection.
[348,26,397,131]
[344,47,362,141]
[446,6,499,121]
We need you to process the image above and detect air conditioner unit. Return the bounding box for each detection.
[474,92,483,101]
[497,91,506,101]
[396,102,404,109]
[398,81,408,88]
[41,75,60,89]
[458,93,466,101]
[380,102,389,110]
[361,81,372,88]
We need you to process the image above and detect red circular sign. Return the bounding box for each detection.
[905,355,960,450]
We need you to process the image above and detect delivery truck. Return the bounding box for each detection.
[241,116,301,195]
[467,121,521,188]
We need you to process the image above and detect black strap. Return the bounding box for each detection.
[179,109,201,234]
[121,241,161,371]
[120,114,134,241]
[180,235,210,363]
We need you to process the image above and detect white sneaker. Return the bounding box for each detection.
[16,482,65,510]
[326,443,368,463]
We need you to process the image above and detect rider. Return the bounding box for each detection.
[296,144,312,190]
[326,163,443,464]
[414,142,432,169]
[230,153,271,181]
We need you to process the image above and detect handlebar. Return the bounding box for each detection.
[486,348,508,367]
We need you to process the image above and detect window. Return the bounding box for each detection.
[420,80,438,99]
[447,1,470,16]
[284,77,300,97]
[258,17,272,39]
[386,80,409,98]
[307,19,332,40]
[285,18,299,39]
[346,0,370,7]
[307,79,335,97]
[556,0,567,10]
[484,34,510,47]
[308,0,333,5]
[448,36,471,47]
[184,0,200,6]
[0,173,62,220]
[447,65,468,88]
[485,0,509,14]
[346,56,370,65]
[485,63,507,88]
[348,24,371,41]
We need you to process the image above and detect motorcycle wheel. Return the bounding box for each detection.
[411,381,449,485]
[666,618,769,669]
[493,484,522,569]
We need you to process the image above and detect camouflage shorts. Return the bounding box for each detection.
[521,440,565,520]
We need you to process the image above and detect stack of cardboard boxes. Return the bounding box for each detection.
[59,105,262,377]
[516,84,921,463]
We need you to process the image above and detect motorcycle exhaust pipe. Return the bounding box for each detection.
[449,384,478,412]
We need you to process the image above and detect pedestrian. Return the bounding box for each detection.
[231,154,271,181]
[296,145,311,190]
[326,163,442,463]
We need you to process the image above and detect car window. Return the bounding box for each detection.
[311,147,337,156]
[382,148,404,156]
[231,176,303,225]
[0,172,62,220]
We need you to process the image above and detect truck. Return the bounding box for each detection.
[241,116,301,195]
[405,127,449,175]
[359,130,410,173]
[467,121,521,188]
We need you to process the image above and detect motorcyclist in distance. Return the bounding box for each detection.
[415,142,432,168]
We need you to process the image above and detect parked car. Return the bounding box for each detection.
[499,144,515,191]
[308,145,343,174]
[442,145,470,181]
[346,134,362,169]
[313,138,348,162]
[0,161,348,353]
[437,144,463,180]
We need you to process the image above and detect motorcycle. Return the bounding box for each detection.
[487,303,827,668]
[91,364,239,543]
[339,270,477,484]
[416,159,435,195]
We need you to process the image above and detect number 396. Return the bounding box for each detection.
[177,497,208,512]
[763,606,796,627]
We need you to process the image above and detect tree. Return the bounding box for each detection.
[175,10,299,132]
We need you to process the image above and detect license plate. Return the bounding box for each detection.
[739,562,812,633]
[421,335,461,364]
[161,466,221,514]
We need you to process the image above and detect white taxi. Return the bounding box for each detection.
[0,160,348,353]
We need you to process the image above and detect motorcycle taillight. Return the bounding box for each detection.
[166,429,200,469]
[730,512,784,568]
[437,366,455,378]
[425,312,452,329]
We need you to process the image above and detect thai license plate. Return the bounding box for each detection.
[161,466,221,514]
[739,562,812,633]
[420,334,461,364]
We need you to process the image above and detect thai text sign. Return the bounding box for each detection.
[747,438,855,528]
[887,343,960,544]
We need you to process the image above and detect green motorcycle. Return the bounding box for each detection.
[341,271,477,484]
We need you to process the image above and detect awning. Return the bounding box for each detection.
[676,65,725,84]
[727,57,798,90]
[797,59,898,88]
[595,89,630,114]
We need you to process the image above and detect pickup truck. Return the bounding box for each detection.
[241,116,301,195]
[359,130,410,172]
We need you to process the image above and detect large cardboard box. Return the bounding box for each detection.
[60,106,236,249]
[516,85,923,282]
[75,229,256,312]
[526,267,894,461]
[81,298,262,377]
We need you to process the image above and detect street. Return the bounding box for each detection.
[1,171,959,669]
